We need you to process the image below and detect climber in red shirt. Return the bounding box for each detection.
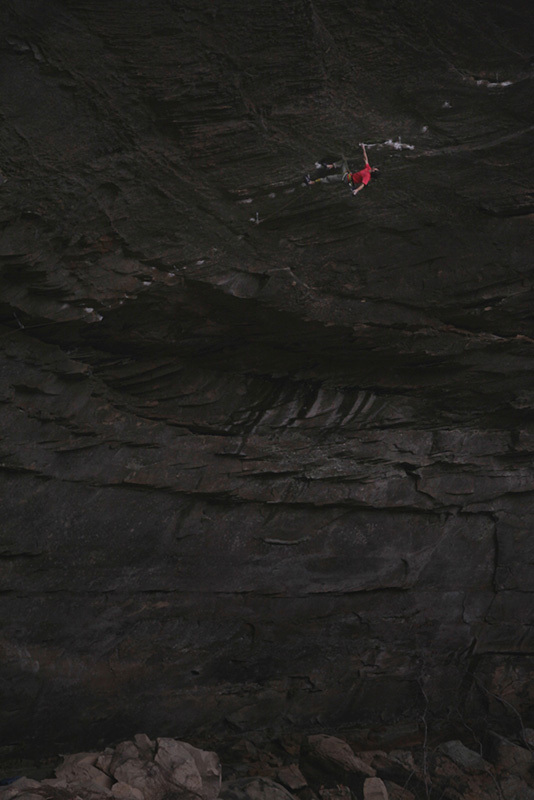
[345,144,380,195]
[304,144,380,196]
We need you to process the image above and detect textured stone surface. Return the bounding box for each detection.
[437,741,491,774]
[489,733,534,786]
[363,777,389,800]
[7,732,534,800]
[220,778,296,800]
[357,752,419,787]
[0,737,221,800]
[0,0,533,758]
[382,783,415,800]
[301,735,376,784]
[275,765,307,792]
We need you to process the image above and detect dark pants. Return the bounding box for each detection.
[312,159,348,185]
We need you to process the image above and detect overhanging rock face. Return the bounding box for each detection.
[0,0,533,756]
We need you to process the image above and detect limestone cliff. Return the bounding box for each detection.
[0,0,533,758]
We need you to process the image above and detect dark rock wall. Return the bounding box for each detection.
[0,0,533,757]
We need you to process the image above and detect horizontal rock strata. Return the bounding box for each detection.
[0,0,533,757]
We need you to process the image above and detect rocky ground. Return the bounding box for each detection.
[0,0,533,764]
[3,731,534,800]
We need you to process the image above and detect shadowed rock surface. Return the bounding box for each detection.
[3,732,534,800]
[0,0,533,760]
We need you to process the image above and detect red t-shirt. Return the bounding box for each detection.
[350,165,372,185]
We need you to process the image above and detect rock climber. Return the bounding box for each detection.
[304,144,380,196]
